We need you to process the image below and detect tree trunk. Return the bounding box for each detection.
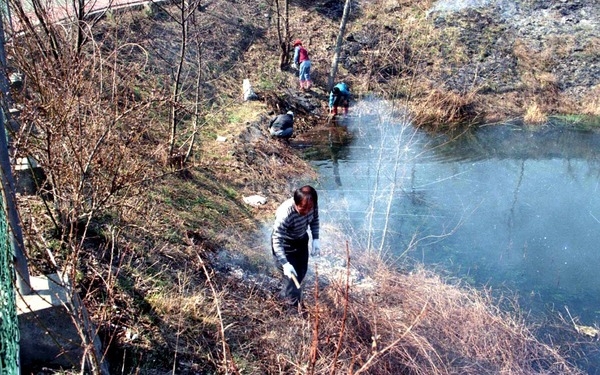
[276,0,290,69]
[186,39,203,163]
[169,0,188,158]
[284,0,289,66]
[327,0,352,91]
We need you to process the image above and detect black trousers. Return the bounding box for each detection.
[272,233,309,305]
[332,95,349,109]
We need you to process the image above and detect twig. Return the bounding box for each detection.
[198,254,238,374]
[308,265,320,375]
[330,241,351,375]
[564,306,577,326]
[353,299,430,375]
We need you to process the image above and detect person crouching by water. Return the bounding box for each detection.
[329,82,351,116]
[271,185,321,310]
[268,111,294,142]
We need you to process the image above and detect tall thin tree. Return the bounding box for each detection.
[275,0,290,70]
[327,0,352,91]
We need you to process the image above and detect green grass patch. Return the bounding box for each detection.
[552,114,600,130]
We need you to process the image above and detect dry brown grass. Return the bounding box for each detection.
[581,85,600,116]
[513,39,555,76]
[524,101,548,125]
[582,36,600,57]
[511,39,563,120]
[208,243,583,375]
[410,88,481,131]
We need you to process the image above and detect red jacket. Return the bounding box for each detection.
[294,46,310,64]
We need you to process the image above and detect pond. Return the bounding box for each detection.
[305,99,600,373]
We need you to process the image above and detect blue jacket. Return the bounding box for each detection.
[329,82,350,108]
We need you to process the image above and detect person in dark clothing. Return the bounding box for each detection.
[329,82,351,116]
[271,185,320,308]
[268,111,294,141]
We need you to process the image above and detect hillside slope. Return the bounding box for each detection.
[241,0,598,126]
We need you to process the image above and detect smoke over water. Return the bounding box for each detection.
[314,98,600,336]
[314,98,437,254]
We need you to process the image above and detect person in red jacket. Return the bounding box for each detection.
[292,39,312,90]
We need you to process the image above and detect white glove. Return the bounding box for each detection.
[291,63,298,70]
[311,239,321,257]
[282,262,297,278]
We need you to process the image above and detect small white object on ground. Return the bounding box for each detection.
[216,136,227,142]
[243,195,267,206]
[243,79,258,101]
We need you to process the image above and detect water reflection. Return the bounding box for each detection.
[308,100,600,371]
[429,123,600,163]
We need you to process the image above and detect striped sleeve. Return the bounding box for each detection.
[272,199,319,264]
[310,205,319,240]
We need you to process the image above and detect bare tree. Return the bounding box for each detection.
[275,0,290,70]
[167,0,202,161]
[6,4,166,373]
[185,38,203,163]
[327,0,352,91]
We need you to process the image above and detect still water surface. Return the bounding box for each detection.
[307,101,600,371]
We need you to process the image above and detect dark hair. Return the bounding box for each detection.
[294,185,318,207]
[332,87,341,95]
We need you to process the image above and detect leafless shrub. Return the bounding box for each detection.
[5,2,172,372]
[546,35,576,59]
[583,37,600,57]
